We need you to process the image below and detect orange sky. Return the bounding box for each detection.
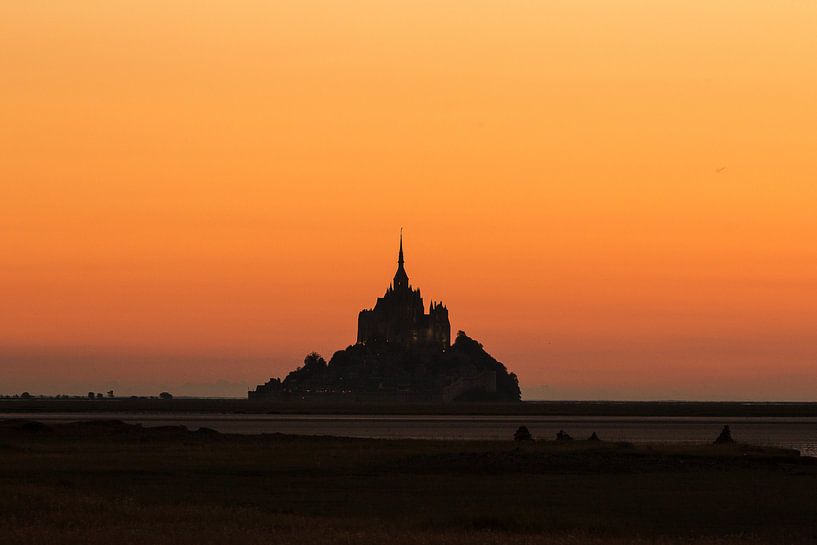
[1,1,816,399]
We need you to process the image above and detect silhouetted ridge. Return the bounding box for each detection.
[253,331,519,402]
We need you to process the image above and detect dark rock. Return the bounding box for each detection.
[588,432,601,441]
[714,425,735,444]
[556,430,573,441]
[514,426,533,441]
[252,332,521,402]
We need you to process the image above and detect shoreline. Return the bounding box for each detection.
[3,414,815,457]
[4,398,817,417]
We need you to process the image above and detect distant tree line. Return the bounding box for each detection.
[1,391,174,400]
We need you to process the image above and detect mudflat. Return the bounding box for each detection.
[1,419,816,545]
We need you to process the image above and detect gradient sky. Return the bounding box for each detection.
[1,1,816,399]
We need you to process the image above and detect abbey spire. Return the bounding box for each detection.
[398,228,404,266]
[393,229,409,291]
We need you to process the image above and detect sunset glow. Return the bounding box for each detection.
[2,1,816,398]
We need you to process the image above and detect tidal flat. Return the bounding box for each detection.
[1,419,816,545]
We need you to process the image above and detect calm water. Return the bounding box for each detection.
[4,413,817,456]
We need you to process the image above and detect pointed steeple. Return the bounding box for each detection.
[393,228,409,290]
[398,228,404,266]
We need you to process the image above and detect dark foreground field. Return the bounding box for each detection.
[2,419,816,545]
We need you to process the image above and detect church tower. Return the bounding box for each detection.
[393,229,409,291]
[357,231,451,349]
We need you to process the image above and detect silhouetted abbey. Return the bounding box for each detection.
[357,233,450,349]
[250,234,520,402]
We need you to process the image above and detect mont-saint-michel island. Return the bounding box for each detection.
[250,234,521,402]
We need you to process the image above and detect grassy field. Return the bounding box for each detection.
[2,419,817,544]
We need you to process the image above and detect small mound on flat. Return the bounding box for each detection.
[61,419,141,435]
[0,419,54,434]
